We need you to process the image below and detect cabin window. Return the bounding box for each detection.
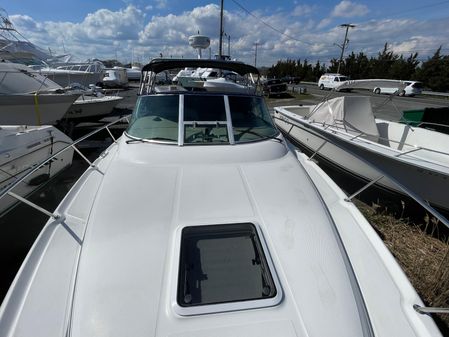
[177,223,277,307]
[183,95,229,144]
[229,96,279,143]
[126,95,179,142]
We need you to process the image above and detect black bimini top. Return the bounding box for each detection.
[142,58,260,76]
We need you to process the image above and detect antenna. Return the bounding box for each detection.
[188,34,210,59]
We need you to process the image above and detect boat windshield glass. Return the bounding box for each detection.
[177,223,277,307]
[230,96,278,142]
[184,95,228,144]
[126,94,278,144]
[127,95,179,142]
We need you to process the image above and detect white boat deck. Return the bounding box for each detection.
[0,61,443,337]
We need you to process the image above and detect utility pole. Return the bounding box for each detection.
[224,33,231,58]
[218,0,224,59]
[254,42,259,67]
[336,23,355,74]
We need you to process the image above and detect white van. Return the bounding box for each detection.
[373,81,423,97]
[318,73,348,90]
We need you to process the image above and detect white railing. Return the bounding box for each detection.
[273,111,449,229]
[0,116,129,219]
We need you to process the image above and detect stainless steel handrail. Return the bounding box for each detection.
[414,304,449,315]
[0,116,129,217]
[273,113,449,229]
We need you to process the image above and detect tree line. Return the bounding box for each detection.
[266,44,449,92]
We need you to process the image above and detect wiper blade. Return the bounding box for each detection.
[243,130,283,143]
[126,137,177,144]
[126,138,146,144]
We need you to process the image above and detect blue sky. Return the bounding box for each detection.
[3,1,449,66]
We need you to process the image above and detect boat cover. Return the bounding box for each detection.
[336,79,407,92]
[308,96,380,140]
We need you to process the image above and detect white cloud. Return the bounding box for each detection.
[317,17,333,29]
[331,1,369,18]
[6,4,448,66]
[155,0,167,9]
[292,4,315,16]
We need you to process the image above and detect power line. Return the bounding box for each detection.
[371,0,449,19]
[230,0,314,46]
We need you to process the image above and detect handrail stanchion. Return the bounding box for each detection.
[7,191,62,220]
[71,144,104,175]
[344,175,384,201]
[105,126,117,143]
[309,140,327,161]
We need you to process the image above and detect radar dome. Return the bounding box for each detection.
[188,35,210,49]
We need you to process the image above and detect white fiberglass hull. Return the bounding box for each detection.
[65,95,123,120]
[203,78,252,94]
[275,107,449,212]
[38,70,103,88]
[0,62,62,94]
[0,125,74,215]
[0,93,80,125]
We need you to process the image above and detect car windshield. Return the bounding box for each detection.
[126,93,278,145]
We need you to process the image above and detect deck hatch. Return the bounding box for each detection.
[177,223,278,310]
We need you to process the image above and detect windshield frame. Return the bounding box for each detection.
[125,92,279,146]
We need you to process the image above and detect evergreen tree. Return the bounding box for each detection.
[416,47,449,91]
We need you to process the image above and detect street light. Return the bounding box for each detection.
[336,23,355,74]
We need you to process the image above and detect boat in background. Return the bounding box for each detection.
[125,65,141,81]
[0,125,73,215]
[0,61,80,125]
[0,9,70,64]
[274,95,449,217]
[0,58,443,337]
[102,67,128,88]
[0,61,61,94]
[203,76,253,94]
[0,93,80,125]
[35,61,105,88]
[0,61,122,124]
[65,93,123,121]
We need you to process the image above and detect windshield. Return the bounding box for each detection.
[127,95,179,142]
[126,93,278,145]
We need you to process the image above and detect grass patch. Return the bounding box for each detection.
[354,199,449,333]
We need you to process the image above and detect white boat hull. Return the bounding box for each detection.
[0,93,80,125]
[65,95,123,120]
[38,70,103,88]
[0,126,74,215]
[275,107,449,212]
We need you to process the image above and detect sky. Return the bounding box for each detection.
[2,0,449,66]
